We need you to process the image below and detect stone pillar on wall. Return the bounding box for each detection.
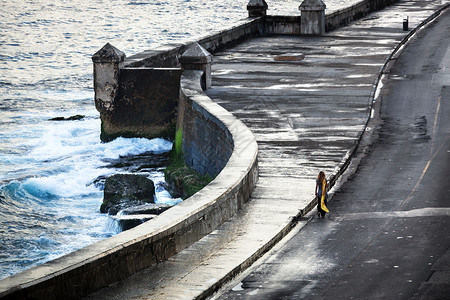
[92,43,125,113]
[247,0,268,18]
[180,43,212,90]
[299,0,326,35]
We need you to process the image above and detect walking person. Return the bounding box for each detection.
[315,171,329,218]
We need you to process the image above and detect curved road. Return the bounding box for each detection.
[218,8,450,300]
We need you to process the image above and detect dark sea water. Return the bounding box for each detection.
[0,0,353,280]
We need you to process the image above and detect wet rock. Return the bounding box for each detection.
[164,164,212,200]
[102,151,170,173]
[89,152,170,191]
[101,174,155,215]
[48,115,85,121]
[120,203,172,216]
[111,214,156,231]
[112,203,172,231]
[91,175,107,189]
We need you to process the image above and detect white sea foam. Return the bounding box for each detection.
[0,114,174,279]
[20,118,173,199]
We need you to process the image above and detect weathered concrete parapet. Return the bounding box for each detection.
[91,43,182,142]
[92,43,125,113]
[180,43,212,89]
[247,0,268,18]
[299,0,326,35]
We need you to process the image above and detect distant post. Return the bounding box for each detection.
[92,43,125,113]
[247,0,268,18]
[180,43,213,90]
[299,0,326,35]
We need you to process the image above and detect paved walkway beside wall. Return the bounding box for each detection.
[85,1,448,299]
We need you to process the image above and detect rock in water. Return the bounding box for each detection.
[101,174,155,215]
[48,115,85,121]
[120,203,172,215]
[111,214,157,231]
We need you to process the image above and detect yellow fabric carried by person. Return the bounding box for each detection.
[321,178,329,213]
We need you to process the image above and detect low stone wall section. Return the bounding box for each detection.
[178,72,232,177]
[125,18,264,69]
[101,67,183,141]
[264,15,302,34]
[325,0,398,31]
[123,0,402,68]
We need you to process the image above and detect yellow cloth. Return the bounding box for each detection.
[320,178,329,213]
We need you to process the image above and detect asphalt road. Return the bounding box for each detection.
[217,8,450,300]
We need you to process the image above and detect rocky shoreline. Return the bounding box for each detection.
[95,148,212,232]
[93,151,173,231]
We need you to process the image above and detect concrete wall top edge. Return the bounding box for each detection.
[181,70,258,166]
[123,17,262,68]
[180,68,258,180]
[0,185,233,293]
[180,73,256,156]
[121,0,391,68]
[120,0,379,68]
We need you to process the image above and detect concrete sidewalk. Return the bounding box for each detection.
[85,1,448,299]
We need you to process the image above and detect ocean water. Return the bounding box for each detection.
[0,0,355,280]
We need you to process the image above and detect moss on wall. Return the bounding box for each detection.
[164,128,212,199]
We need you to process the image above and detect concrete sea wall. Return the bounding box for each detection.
[0,68,258,300]
[93,17,264,143]
[178,71,234,177]
[93,0,402,142]
[0,0,405,298]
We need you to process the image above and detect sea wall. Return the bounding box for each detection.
[93,0,402,142]
[0,70,258,300]
[0,0,402,298]
[104,67,182,141]
[265,16,302,34]
[125,18,264,69]
[178,72,233,177]
[94,17,264,142]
